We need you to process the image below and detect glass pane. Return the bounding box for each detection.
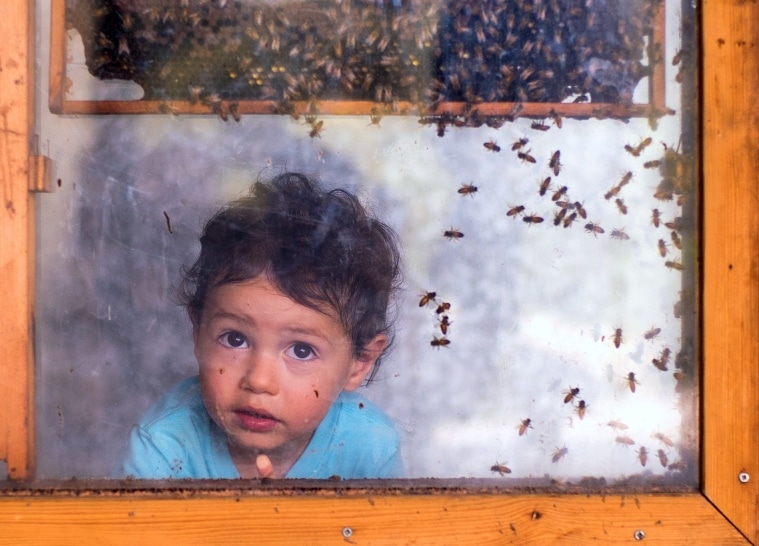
[29,0,697,485]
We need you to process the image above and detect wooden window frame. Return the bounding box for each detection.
[0,0,756,543]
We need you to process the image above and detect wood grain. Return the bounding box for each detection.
[0,493,747,545]
[0,0,35,480]
[703,2,759,544]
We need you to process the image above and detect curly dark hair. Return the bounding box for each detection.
[178,172,402,380]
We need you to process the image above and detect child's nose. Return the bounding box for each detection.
[239,351,279,395]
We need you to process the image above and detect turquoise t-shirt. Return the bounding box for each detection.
[115,376,403,479]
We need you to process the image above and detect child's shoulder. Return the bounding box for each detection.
[138,376,206,431]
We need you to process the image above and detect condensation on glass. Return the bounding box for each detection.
[26,0,697,485]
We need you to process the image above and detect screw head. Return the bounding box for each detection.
[634,529,646,540]
[342,527,354,538]
[738,471,750,484]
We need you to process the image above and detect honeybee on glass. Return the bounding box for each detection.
[657,239,669,258]
[308,120,324,138]
[444,228,464,240]
[507,205,526,218]
[657,449,669,467]
[490,461,511,476]
[549,109,563,129]
[574,202,587,219]
[671,231,682,250]
[563,386,580,404]
[644,327,661,341]
[615,198,628,215]
[563,212,578,228]
[575,400,588,420]
[615,435,635,446]
[551,446,568,463]
[531,121,550,132]
[612,327,623,348]
[653,432,675,447]
[636,446,648,466]
[430,336,450,349]
[438,315,452,335]
[435,302,451,315]
[518,150,537,164]
[523,214,544,225]
[665,260,684,271]
[625,372,639,393]
[549,151,562,176]
[518,418,533,436]
[584,222,605,237]
[419,291,437,307]
[611,228,630,240]
[484,140,501,152]
[607,420,629,431]
[512,137,529,151]
[458,183,478,196]
[551,186,568,202]
[538,177,552,196]
[651,208,662,227]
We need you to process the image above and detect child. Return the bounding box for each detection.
[116,172,403,479]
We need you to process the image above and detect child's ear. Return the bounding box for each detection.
[344,334,387,391]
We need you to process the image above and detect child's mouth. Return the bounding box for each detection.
[234,408,278,432]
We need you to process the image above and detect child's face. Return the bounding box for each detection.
[193,276,383,476]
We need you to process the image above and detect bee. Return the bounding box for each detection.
[612,328,623,348]
[624,137,652,157]
[636,446,648,466]
[538,177,552,196]
[573,201,587,218]
[563,212,578,228]
[644,160,662,169]
[507,205,525,218]
[419,291,437,307]
[654,189,674,201]
[644,327,662,342]
[611,228,630,240]
[652,357,668,372]
[518,151,537,164]
[553,208,568,226]
[523,214,544,225]
[444,228,464,240]
[518,418,533,436]
[575,400,588,420]
[563,386,580,404]
[674,299,683,319]
[229,102,241,123]
[626,372,639,393]
[188,85,204,104]
[653,432,675,447]
[607,420,629,431]
[458,183,478,196]
[549,109,563,129]
[616,435,635,446]
[664,217,683,231]
[618,171,633,187]
[672,49,684,66]
[511,137,529,151]
[309,120,324,138]
[615,198,628,215]
[665,260,684,271]
[430,336,451,349]
[435,301,451,315]
[438,315,452,335]
[651,208,662,227]
[657,449,669,467]
[658,239,668,257]
[668,460,687,472]
[551,446,569,463]
[531,121,551,132]
[549,151,562,176]
[584,222,605,237]
[490,461,512,476]
[484,140,501,152]
[368,108,383,127]
[551,186,568,202]
[671,231,682,250]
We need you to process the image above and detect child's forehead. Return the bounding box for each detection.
[207,275,343,327]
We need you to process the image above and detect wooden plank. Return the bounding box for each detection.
[0,0,35,479]
[703,2,759,545]
[0,493,748,545]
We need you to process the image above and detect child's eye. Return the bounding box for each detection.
[287,342,316,361]
[220,331,248,349]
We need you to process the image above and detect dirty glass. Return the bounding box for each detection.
[29,0,697,484]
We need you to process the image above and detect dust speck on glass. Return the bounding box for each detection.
[27,0,697,485]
